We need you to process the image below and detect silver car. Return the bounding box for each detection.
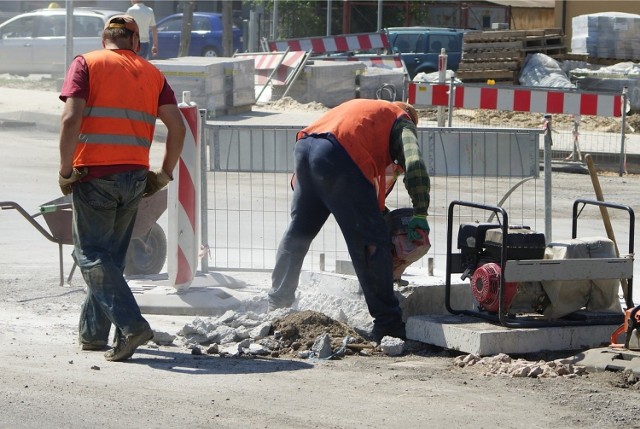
[0,7,122,76]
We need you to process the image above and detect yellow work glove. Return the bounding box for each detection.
[143,168,172,198]
[58,167,88,196]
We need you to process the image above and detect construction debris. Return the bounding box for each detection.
[453,353,588,378]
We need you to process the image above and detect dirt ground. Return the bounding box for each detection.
[3,267,640,428]
[3,76,640,428]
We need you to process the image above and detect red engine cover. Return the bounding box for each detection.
[471,262,517,313]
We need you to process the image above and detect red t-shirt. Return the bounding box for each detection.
[59,52,177,180]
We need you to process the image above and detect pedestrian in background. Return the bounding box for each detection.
[126,0,158,59]
[268,99,430,342]
[57,15,185,361]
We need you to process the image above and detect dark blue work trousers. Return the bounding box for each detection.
[73,170,151,345]
[270,136,403,331]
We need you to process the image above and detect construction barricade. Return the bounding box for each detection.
[233,50,310,102]
[267,32,389,55]
[408,82,629,175]
[167,92,201,290]
[407,82,624,117]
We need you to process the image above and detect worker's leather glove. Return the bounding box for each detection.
[407,214,430,241]
[58,167,88,196]
[143,168,172,198]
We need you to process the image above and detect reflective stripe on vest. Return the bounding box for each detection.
[80,106,157,148]
[74,49,165,168]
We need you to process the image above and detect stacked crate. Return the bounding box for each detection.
[457,29,566,84]
[571,12,640,60]
[271,60,365,107]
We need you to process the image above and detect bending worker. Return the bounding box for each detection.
[269,99,430,342]
[58,15,185,361]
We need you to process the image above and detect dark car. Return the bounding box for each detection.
[154,12,242,58]
[386,27,465,79]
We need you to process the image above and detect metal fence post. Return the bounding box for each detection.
[447,77,455,127]
[619,87,628,177]
[199,109,209,273]
[544,114,553,242]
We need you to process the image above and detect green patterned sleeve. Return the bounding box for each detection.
[389,118,430,215]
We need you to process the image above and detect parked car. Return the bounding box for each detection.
[0,7,123,76]
[386,27,466,79]
[154,12,243,59]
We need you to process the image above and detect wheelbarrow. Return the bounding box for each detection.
[0,189,168,286]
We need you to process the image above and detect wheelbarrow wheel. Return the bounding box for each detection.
[124,223,167,276]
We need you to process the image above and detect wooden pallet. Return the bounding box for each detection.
[458,28,567,85]
[458,61,520,72]
[455,69,517,84]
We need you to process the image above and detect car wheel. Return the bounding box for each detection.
[201,46,220,57]
[124,223,167,276]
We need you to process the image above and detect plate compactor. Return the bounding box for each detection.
[446,199,634,328]
[457,223,549,315]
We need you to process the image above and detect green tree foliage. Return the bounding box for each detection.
[248,0,432,39]
[249,0,325,39]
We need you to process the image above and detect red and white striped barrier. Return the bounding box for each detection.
[234,51,308,85]
[313,54,404,70]
[168,92,201,290]
[407,82,623,117]
[268,32,389,55]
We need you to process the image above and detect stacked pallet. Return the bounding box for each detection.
[457,29,566,84]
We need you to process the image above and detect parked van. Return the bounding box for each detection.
[386,27,465,79]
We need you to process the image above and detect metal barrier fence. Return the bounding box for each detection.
[441,109,625,172]
[203,124,544,273]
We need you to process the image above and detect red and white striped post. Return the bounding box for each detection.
[168,91,201,290]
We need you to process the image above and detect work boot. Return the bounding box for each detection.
[371,323,406,343]
[80,340,108,351]
[104,326,154,362]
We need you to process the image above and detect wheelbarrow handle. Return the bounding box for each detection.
[0,200,57,243]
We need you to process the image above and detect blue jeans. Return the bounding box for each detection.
[269,136,403,331]
[73,169,150,344]
[138,42,150,59]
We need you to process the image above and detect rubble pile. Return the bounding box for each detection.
[173,309,383,359]
[453,352,588,378]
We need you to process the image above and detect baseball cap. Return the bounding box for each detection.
[393,101,419,126]
[104,15,139,34]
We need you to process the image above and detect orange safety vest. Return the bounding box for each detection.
[73,49,166,168]
[298,99,409,210]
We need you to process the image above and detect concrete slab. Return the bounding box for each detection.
[406,314,618,356]
[128,272,269,316]
[569,347,640,375]
[299,270,474,319]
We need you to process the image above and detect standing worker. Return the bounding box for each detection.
[57,15,185,361]
[269,99,430,342]
[126,0,158,59]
